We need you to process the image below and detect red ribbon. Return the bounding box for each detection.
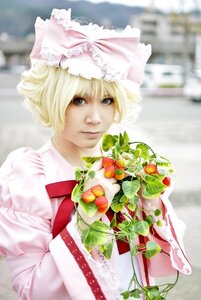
[46,180,77,238]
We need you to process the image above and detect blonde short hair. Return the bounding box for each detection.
[17,63,140,133]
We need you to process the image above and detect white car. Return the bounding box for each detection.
[142,64,184,95]
[183,70,201,102]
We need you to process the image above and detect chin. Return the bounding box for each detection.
[84,142,99,149]
[82,139,101,150]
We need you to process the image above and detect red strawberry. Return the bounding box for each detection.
[104,165,115,178]
[113,160,124,170]
[144,163,158,175]
[91,185,105,197]
[102,157,114,168]
[97,204,108,214]
[82,189,96,203]
[94,196,108,213]
[162,176,171,187]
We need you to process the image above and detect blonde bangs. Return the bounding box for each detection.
[17,64,138,133]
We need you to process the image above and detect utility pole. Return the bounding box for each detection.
[193,0,201,69]
[170,0,201,84]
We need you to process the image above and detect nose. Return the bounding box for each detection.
[85,104,102,124]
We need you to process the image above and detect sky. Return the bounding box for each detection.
[72,0,201,12]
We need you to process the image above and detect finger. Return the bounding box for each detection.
[91,159,102,171]
[113,183,120,194]
[97,168,117,184]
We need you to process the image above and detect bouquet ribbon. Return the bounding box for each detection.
[46,180,77,238]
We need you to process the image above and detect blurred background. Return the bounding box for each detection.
[0,0,201,299]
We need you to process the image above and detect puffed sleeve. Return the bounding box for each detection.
[142,184,192,279]
[0,148,70,300]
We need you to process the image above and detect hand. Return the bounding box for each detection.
[138,189,164,216]
[77,160,120,227]
[84,160,120,203]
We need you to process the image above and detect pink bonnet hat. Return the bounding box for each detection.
[30,8,151,89]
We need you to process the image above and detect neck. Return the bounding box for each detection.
[51,135,101,167]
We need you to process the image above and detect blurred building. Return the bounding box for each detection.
[131,12,201,69]
[0,33,34,67]
[0,11,201,70]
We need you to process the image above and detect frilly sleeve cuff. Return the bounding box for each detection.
[147,189,192,276]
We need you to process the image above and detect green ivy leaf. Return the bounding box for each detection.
[130,289,141,298]
[146,287,161,300]
[121,291,130,299]
[111,193,127,212]
[122,180,141,199]
[135,220,149,236]
[142,175,166,198]
[119,133,124,147]
[110,213,117,228]
[144,241,161,259]
[113,142,122,158]
[102,134,117,152]
[145,214,154,226]
[100,242,113,259]
[155,209,162,216]
[123,131,130,144]
[117,132,129,152]
[88,170,95,179]
[82,156,101,167]
[127,203,135,212]
[127,194,139,211]
[82,221,109,246]
[71,183,82,203]
[129,195,139,205]
[79,200,97,217]
[74,169,82,181]
[135,143,150,160]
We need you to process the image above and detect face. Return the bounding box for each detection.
[59,93,115,150]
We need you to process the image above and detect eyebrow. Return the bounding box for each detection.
[73,94,113,99]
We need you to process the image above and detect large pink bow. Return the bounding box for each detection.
[30,8,151,84]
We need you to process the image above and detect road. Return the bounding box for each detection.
[0,72,201,300]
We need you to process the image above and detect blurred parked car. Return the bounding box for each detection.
[183,70,201,102]
[9,64,27,74]
[142,64,184,95]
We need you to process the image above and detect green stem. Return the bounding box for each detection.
[128,239,144,291]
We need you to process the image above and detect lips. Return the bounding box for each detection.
[81,131,101,138]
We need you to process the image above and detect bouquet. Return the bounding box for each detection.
[72,131,179,300]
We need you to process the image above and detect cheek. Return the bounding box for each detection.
[62,110,77,135]
[105,106,115,123]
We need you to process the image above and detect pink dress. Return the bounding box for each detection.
[0,141,191,300]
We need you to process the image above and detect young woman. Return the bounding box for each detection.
[0,8,191,300]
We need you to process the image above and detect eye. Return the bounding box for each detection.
[101,97,114,105]
[72,97,86,106]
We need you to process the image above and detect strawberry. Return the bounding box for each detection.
[91,185,105,197]
[144,163,158,175]
[162,176,171,187]
[82,189,96,203]
[102,157,114,168]
[113,160,124,170]
[114,169,126,180]
[97,204,108,214]
[104,165,115,178]
[94,196,108,213]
